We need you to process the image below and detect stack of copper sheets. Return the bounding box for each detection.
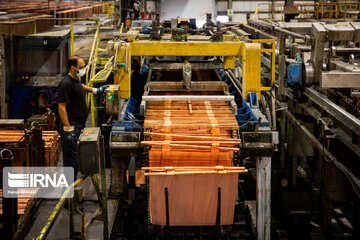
[0,190,32,215]
[143,100,240,167]
[42,131,61,166]
[143,99,245,226]
[0,130,60,166]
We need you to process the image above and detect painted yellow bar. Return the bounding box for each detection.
[261,49,274,53]
[71,20,74,56]
[130,41,244,56]
[253,39,276,87]
[224,56,235,69]
[114,42,131,99]
[242,42,261,100]
[261,87,272,91]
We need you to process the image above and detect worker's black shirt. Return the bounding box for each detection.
[58,75,88,123]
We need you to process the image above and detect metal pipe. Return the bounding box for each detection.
[332,47,360,53]
[225,71,242,96]
[273,26,306,40]
[227,69,243,90]
[146,69,152,83]
[249,20,306,40]
[296,46,360,53]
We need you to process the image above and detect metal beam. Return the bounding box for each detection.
[310,23,327,84]
[328,61,360,72]
[142,95,234,101]
[149,61,224,70]
[256,157,271,240]
[130,41,244,56]
[321,72,360,88]
[241,24,277,40]
[304,88,360,136]
[145,81,229,92]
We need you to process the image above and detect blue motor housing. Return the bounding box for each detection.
[287,62,302,84]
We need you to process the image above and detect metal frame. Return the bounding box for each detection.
[0,34,5,119]
[114,39,275,101]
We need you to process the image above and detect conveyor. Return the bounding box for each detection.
[106,18,277,239]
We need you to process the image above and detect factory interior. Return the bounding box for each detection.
[0,0,360,239]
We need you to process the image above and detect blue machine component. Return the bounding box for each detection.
[142,27,151,34]
[248,92,259,109]
[112,121,142,132]
[121,97,140,123]
[140,64,150,75]
[216,69,270,128]
[111,95,143,147]
[287,61,303,84]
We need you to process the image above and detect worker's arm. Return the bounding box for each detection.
[82,84,93,92]
[58,102,70,127]
[82,84,110,95]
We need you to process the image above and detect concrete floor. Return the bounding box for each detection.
[24,169,118,240]
[25,113,118,239]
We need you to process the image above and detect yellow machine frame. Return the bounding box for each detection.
[113,39,275,101]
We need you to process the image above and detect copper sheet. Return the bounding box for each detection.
[0,190,32,215]
[143,96,242,226]
[144,100,239,167]
[149,173,238,226]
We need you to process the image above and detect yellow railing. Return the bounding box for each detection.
[256,1,359,20]
[253,39,276,92]
[33,17,109,127]
[89,57,114,127]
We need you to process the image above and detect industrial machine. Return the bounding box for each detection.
[88,16,279,239]
[242,18,360,239]
[0,0,359,237]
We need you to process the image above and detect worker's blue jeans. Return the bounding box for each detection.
[61,121,85,180]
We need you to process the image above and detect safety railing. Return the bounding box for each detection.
[252,39,276,92]
[298,3,316,19]
[34,175,88,240]
[34,17,110,128]
[338,1,358,19]
[34,135,108,240]
[256,2,360,21]
[89,56,114,127]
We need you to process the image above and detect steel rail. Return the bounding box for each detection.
[34,175,88,240]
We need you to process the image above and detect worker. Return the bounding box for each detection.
[58,55,109,180]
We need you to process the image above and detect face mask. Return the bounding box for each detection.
[76,68,86,78]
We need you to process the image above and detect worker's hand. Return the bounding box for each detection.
[97,85,110,95]
[63,126,76,145]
